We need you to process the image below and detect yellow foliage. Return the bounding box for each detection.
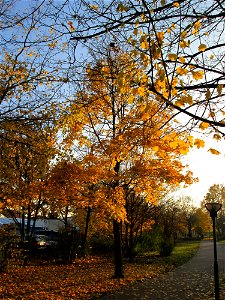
[198,44,207,52]
[133,28,138,35]
[89,4,99,10]
[191,70,204,80]
[194,138,205,148]
[179,40,190,48]
[173,2,180,7]
[168,53,177,61]
[156,31,164,45]
[179,56,186,63]
[208,148,220,155]
[213,133,221,140]
[68,21,75,32]
[217,84,223,95]
[199,122,209,130]
[176,66,188,76]
[192,20,201,35]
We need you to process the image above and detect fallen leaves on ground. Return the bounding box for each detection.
[0,257,166,300]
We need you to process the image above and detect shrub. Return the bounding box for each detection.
[90,232,114,256]
[159,241,174,257]
[0,230,19,272]
[136,230,163,254]
[57,228,81,263]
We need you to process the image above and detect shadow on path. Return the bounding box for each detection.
[98,240,225,300]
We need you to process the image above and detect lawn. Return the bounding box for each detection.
[0,240,200,300]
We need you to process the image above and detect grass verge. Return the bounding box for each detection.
[162,240,201,267]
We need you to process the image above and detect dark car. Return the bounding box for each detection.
[30,235,51,251]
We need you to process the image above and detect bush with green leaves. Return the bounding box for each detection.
[159,241,174,257]
[136,228,163,254]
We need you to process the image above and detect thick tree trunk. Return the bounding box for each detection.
[113,219,124,278]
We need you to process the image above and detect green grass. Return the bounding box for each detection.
[162,240,201,267]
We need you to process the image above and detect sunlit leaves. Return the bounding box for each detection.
[194,138,205,148]
[213,133,221,140]
[192,20,201,35]
[168,53,177,61]
[0,256,166,299]
[156,31,164,46]
[173,2,180,7]
[199,122,209,130]
[198,43,207,52]
[179,39,190,48]
[117,3,129,12]
[217,84,223,95]
[89,4,99,10]
[191,70,204,80]
[176,67,188,76]
[61,51,195,226]
[208,148,220,155]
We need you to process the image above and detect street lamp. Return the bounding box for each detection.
[205,202,222,300]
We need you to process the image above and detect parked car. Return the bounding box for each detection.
[30,235,51,251]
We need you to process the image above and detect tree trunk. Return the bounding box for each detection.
[81,206,92,256]
[113,219,124,278]
[128,224,134,263]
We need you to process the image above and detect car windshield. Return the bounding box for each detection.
[35,235,48,241]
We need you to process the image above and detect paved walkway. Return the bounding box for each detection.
[98,240,225,299]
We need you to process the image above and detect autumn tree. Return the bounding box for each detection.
[0,0,79,147]
[0,120,56,240]
[71,0,225,146]
[61,48,196,277]
[47,156,108,256]
[201,184,225,237]
[2,1,225,145]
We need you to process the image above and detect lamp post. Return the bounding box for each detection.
[205,202,222,300]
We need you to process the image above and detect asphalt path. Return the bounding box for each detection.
[98,240,225,300]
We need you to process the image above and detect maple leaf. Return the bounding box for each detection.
[198,44,207,52]
[208,148,220,155]
[191,70,204,80]
[199,122,209,130]
[194,138,205,148]
[168,53,177,61]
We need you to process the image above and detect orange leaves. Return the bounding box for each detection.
[198,43,207,52]
[192,20,201,35]
[217,84,223,95]
[168,53,177,61]
[156,31,164,46]
[208,148,221,155]
[0,256,165,300]
[175,94,193,107]
[176,66,188,76]
[199,121,209,130]
[60,50,197,228]
[68,21,75,32]
[191,70,204,80]
[194,138,205,149]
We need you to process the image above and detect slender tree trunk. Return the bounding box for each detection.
[128,224,134,263]
[64,206,69,229]
[113,219,124,278]
[81,206,92,256]
[26,205,31,236]
[21,208,25,241]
